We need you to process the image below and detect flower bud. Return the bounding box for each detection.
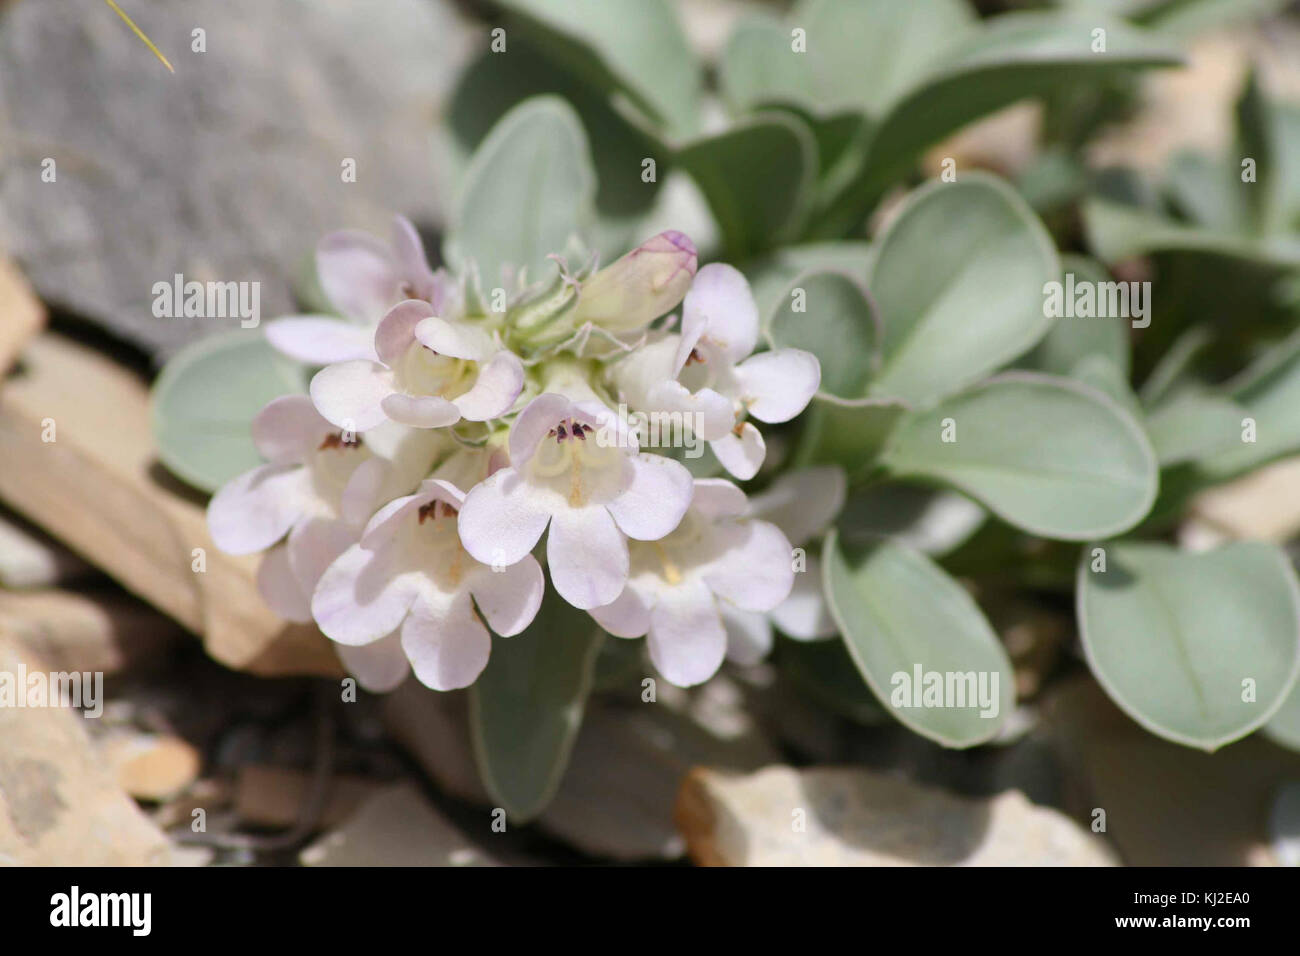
[574,231,697,332]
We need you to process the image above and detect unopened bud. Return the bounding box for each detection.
[574,231,697,331]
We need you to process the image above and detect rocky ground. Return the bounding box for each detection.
[3,504,1298,866]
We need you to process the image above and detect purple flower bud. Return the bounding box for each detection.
[574,231,697,331]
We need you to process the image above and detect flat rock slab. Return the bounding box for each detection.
[0,331,342,676]
[299,783,496,867]
[0,637,172,865]
[676,765,1118,866]
[0,0,473,358]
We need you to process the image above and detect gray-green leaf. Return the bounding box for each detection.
[881,373,1157,540]
[674,114,816,258]
[470,584,604,822]
[444,96,596,291]
[150,331,308,493]
[768,270,879,401]
[495,0,700,139]
[865,174,1059,406]
[823,531,1014,747]
[1078,540,1300,751]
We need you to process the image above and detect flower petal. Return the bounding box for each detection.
[317,229,400,324]
[588,584,651,638]
[643,379,734,441]
[414,316,495,362]
[606,454,693,541]
[703,519,794,612]
[264,316,376,366]
[720,604,773,666]
[769,553,837,639]
[453,350,524,421]
[467,555,544,636]
[312,542,420,646]
[401,590,491,691]
[735,348,820,424]
[375,299,434,365]
[457,469,551,567]
[709,423,766,480]
[380,392,461,428]
[390,215,437,299]
[309,360,393,432]
[359,493,422,550]
[207,463,310,554]
[681,263,759,365]
[689,477,748,518]
[256,544,311,622]
[746,466,846,547]
[508,393,575,467]
[547,506,629,609]
[340,457,391,527]
[287,516,358,594]
[336,630,410,692]
[647,578,727,687]
[251,394,332,464]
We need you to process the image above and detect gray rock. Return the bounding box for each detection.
[0,0,473,358]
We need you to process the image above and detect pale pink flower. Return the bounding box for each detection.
[309,299,524,431]
[456,393,694,610]
[744,466,847,647]
[206,395,440,644]
[312,480,544,692]
[612,264,820,479]
[265,215,454,365]
[588,478,794,686]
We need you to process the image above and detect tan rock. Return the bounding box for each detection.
[0,637,170,864]
[0,332,343,677]
[676,764,1117,866]
[99,731,201,802]
[1187,456,1300,544]
[299,783,495,867]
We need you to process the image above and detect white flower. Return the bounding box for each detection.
[309,299,524,431]
[745,466,847,645]
[206,395,439,632]
[456,393,694,610]
[265,215,454,366]
[612,263,820,480]
[311,479,544,692]
[588,478,794,686]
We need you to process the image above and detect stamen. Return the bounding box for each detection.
[319,432,363,451]
[418,500,459,524]
[686,347,704,365]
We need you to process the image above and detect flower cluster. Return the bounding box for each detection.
[209,218,823,691]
